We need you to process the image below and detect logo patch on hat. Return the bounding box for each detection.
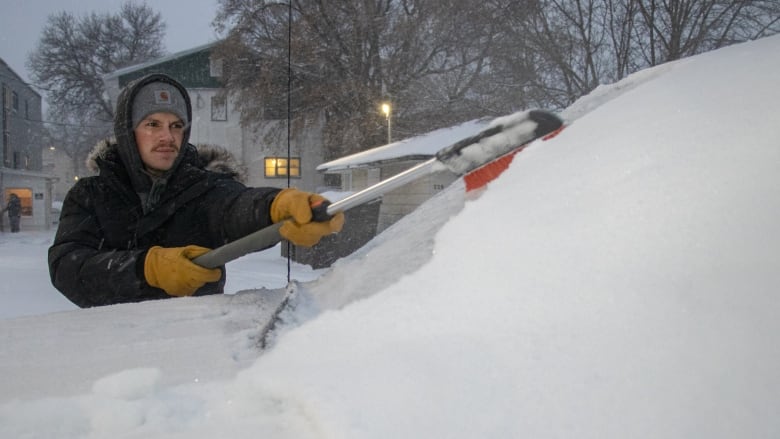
[154,90,172,105]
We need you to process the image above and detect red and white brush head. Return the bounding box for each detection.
[463,120,565,193]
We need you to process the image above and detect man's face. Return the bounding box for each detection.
[133,112,185,175]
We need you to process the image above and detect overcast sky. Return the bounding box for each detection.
[0,0,220,84]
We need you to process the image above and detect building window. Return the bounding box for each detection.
[210,57,223,77]
[264,157,301,178]
[211,96,227,121]
[12,91,19,112]
[323,173,341,189]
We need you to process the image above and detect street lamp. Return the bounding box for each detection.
[381,102,392,144]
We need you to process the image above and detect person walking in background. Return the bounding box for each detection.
[48,73,344,308]
[3,194,22,233]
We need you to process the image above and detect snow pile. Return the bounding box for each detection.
[1,34,780,438]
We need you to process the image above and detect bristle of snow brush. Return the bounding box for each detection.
[463,149,522,192]
[436,110,563,176]
[463,122,565,192]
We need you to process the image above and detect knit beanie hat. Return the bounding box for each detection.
[131,81,189,128]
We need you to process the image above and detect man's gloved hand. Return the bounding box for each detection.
[270,188,345,247]
[144,245,222,297]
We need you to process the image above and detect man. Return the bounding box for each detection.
[3,193,22,233]
[49,73,344,307]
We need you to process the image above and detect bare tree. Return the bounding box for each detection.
[27,1,166,174]
[214,0,778,154]
[605,0,640,79]
[494,0,779,108]
[215,0,497,157]
[633,0,780,65]
[28,2,165,124]
[493,0,613,109]
[392,0,511,132]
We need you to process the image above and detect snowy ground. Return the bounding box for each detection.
[1,34,779,438]
[0,231,319,320]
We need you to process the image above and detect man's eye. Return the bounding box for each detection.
[171,123,184,130]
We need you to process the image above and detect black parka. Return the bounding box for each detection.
[48,74,281,307]
[5,194,21,218]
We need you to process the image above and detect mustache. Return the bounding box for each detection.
[151,143,180,151]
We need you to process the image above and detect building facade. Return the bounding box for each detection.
[0,58,53,231]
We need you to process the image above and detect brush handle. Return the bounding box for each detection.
[192,159,438,269]
[192,222,284,269]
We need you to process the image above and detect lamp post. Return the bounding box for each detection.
[381,102,391,144]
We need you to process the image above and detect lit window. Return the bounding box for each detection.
[5,188,33,216]
[264,157,301,178]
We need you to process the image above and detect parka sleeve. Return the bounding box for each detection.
[48,181,168,307]
[203,178,282,246]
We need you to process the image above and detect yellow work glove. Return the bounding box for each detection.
[270,188,345,247]
[144,245,222,297]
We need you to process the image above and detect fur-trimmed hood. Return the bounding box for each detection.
[86,139,247,183]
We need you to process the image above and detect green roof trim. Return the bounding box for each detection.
[108,42,223,89]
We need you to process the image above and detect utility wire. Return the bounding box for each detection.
[285,0,293,283]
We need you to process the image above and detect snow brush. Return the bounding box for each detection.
[193,109,563,269]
